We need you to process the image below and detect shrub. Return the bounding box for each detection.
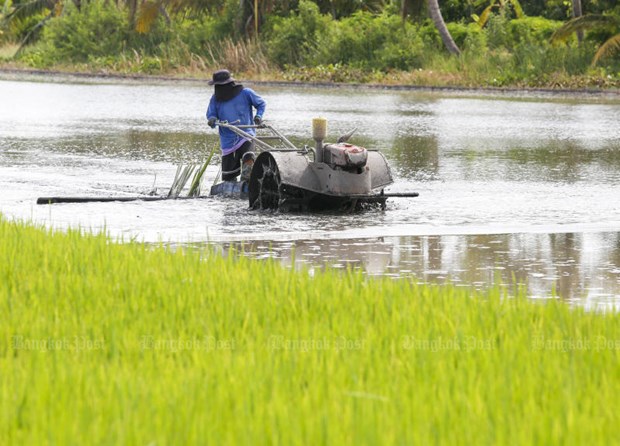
[139,55,163,73]
[326,12,395,67]
[485,12,511,49]
[512,42,596,77]
[175,16,220,55]
[446,22,487,51]
[7,12,49,42]
[213,0,245,41]
[264,0,331,66]
[418,21,443,49]
[326,12,425,70]
[27,2,128,64]
[282,63,375,83]
[267,9,426,71]
[16,1,181,66]
[127,21,174,56]
[507,16,563,46]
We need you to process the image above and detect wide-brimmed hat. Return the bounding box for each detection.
[208,69,236,85]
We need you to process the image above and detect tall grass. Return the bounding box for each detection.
[1,217,619,444]
[205,38,272,75]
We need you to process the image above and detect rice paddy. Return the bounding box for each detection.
[1,217,619,445]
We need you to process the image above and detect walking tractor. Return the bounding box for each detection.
[210,118,419,212]
[36,118,418,211]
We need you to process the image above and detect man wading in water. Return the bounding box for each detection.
[206,69,266,182]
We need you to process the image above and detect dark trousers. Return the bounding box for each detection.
[222,141,253,181]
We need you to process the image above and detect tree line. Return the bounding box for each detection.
[0,0,618,85]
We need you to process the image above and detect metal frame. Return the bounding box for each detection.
[216,120,299,152]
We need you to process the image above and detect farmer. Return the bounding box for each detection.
[206,69,266,182]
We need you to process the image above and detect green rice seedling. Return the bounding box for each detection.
[1,217,619,445]
[168,164,196,198]
[188,144,218,197]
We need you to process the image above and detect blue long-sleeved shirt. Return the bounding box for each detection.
[206,88,266,155]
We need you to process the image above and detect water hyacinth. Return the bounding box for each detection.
[1,217,619,445]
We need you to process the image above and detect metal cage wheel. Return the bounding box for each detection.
[249,153,282,210]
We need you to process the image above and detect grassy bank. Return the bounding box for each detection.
[2,217,620,444]
[2,61,619,92]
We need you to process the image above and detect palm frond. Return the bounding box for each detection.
[593,33,620,66]
[510,0,523,19]
[551,15,620,43]
[53,0,62,16]
[2,0,12,16]
[135,1,160,33]
[4,0,55,23]
[14,10,52,55]
[477,5,494,28]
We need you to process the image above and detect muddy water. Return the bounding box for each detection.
[1,78,619,307]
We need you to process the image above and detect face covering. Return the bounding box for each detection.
[214,83,244,102]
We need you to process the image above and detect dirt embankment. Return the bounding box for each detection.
[2,67,620,100]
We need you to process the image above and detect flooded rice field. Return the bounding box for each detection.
[1,77,619,307]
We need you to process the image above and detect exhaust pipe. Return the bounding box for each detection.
[312,117,327,163]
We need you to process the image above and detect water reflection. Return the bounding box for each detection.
[390,135,440,181]
[219,232,620,309]
[386,137,620,185]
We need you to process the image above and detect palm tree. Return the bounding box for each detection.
[551,14,620,66]
[571,0,583,43]
[427,0,460,55]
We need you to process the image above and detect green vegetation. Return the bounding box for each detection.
[2,217,620,444]
[0,0,619,88]
[552,14,620,66]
